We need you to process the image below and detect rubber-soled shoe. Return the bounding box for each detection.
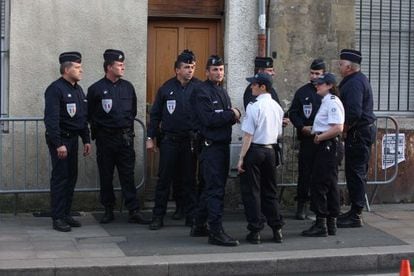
[53,219,71,232]
[302,217,328,237]
[100,207,114,224]
[208,230,239,246]
[246,231,261,244]
[190,224,209,237]
[64,216,81,227]
[272,227,283,243]
[149,217,164,230]
[129,210,151,225]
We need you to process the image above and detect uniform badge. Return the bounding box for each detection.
[166,100,176,114]
[303,104,312,119]
[68,94,72,98]
[66,103,76,117]
[102,99,113,113]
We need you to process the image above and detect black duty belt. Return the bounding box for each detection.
[60,129,78,138]
[98,127,132,134]
[251,143,274,149]
[164,133,191,141]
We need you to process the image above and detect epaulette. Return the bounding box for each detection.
[330,95,336,100]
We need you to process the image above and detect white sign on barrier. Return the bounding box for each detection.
[382,133,405,169]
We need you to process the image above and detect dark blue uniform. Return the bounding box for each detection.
[147,77,202,220]
[339,71,376,211]
[288,83,322,204]
[44,77,90,220]
[243,85,280,110]
[87,77,140,211]
[194,80,237,233]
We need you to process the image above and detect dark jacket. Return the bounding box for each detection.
[87,77,137,129]
[44,77,90,148]
[195,80,236,144]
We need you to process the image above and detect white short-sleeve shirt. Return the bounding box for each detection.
[241,93,284,144]
[312,93,345,133]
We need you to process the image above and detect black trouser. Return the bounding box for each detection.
[95,130,140,211]
[195,143,229,233]
[240,144,283,232]
[344,124,376,210]
[152,135,197,219]
[47,136,79,220]
[171,146,199,210]
[297,137,318,203]
[310,139,340,218]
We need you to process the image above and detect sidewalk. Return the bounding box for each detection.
[0,204,413,275]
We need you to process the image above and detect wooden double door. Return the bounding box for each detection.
[146,19,222,189]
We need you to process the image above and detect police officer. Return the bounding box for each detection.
[237,73,285,244]
[44,52,91,232]
[337,49,376,228]
[288,59,325,220]
[243,57,280,109]
[302,73,344,237]
[146,50,202,230]
[190,55,241,246]
[87,49,150,225]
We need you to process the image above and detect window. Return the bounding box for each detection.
[355,0,414,113]
[1,0,9,117]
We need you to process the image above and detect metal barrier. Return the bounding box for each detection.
[230,115,400,209]
[0,117,147,212]
[1,115,399,212]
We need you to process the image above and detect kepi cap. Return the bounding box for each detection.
[177,49,196,64]
[246,72,273,85]
[314,72,337,85]
[103,49,125,62]
[340,49,362,64]
[254,57,273,68]
[310,58,326,70]
[206,55,224,68]
[59,51,81,64]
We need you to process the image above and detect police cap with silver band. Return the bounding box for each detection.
[59,51,82,64]
[310,58,326,70]
[254,56,273,69]
[177,49,196,64]
[340,49,362,64]
[103,49,125,62]
[206,55,224,68]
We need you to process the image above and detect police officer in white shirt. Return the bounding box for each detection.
[302,73,345,237]
[237,73,285,244]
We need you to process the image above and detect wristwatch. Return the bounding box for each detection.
[146,137,152,140]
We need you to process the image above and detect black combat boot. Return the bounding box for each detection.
[327,217,337,235]
[208,229,240,246]
[100,206,114,224]
[246,231,261,244]
[272,227,283,243]
[295,202,306,220]
[190,224,209,237]
[302,217,328,237]
[53,219,71,232]
[172,205,184,220]
[148,216,164,230]
[337,210,363,228]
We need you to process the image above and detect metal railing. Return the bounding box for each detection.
[1,115,400,212]
[0,117,147,212]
